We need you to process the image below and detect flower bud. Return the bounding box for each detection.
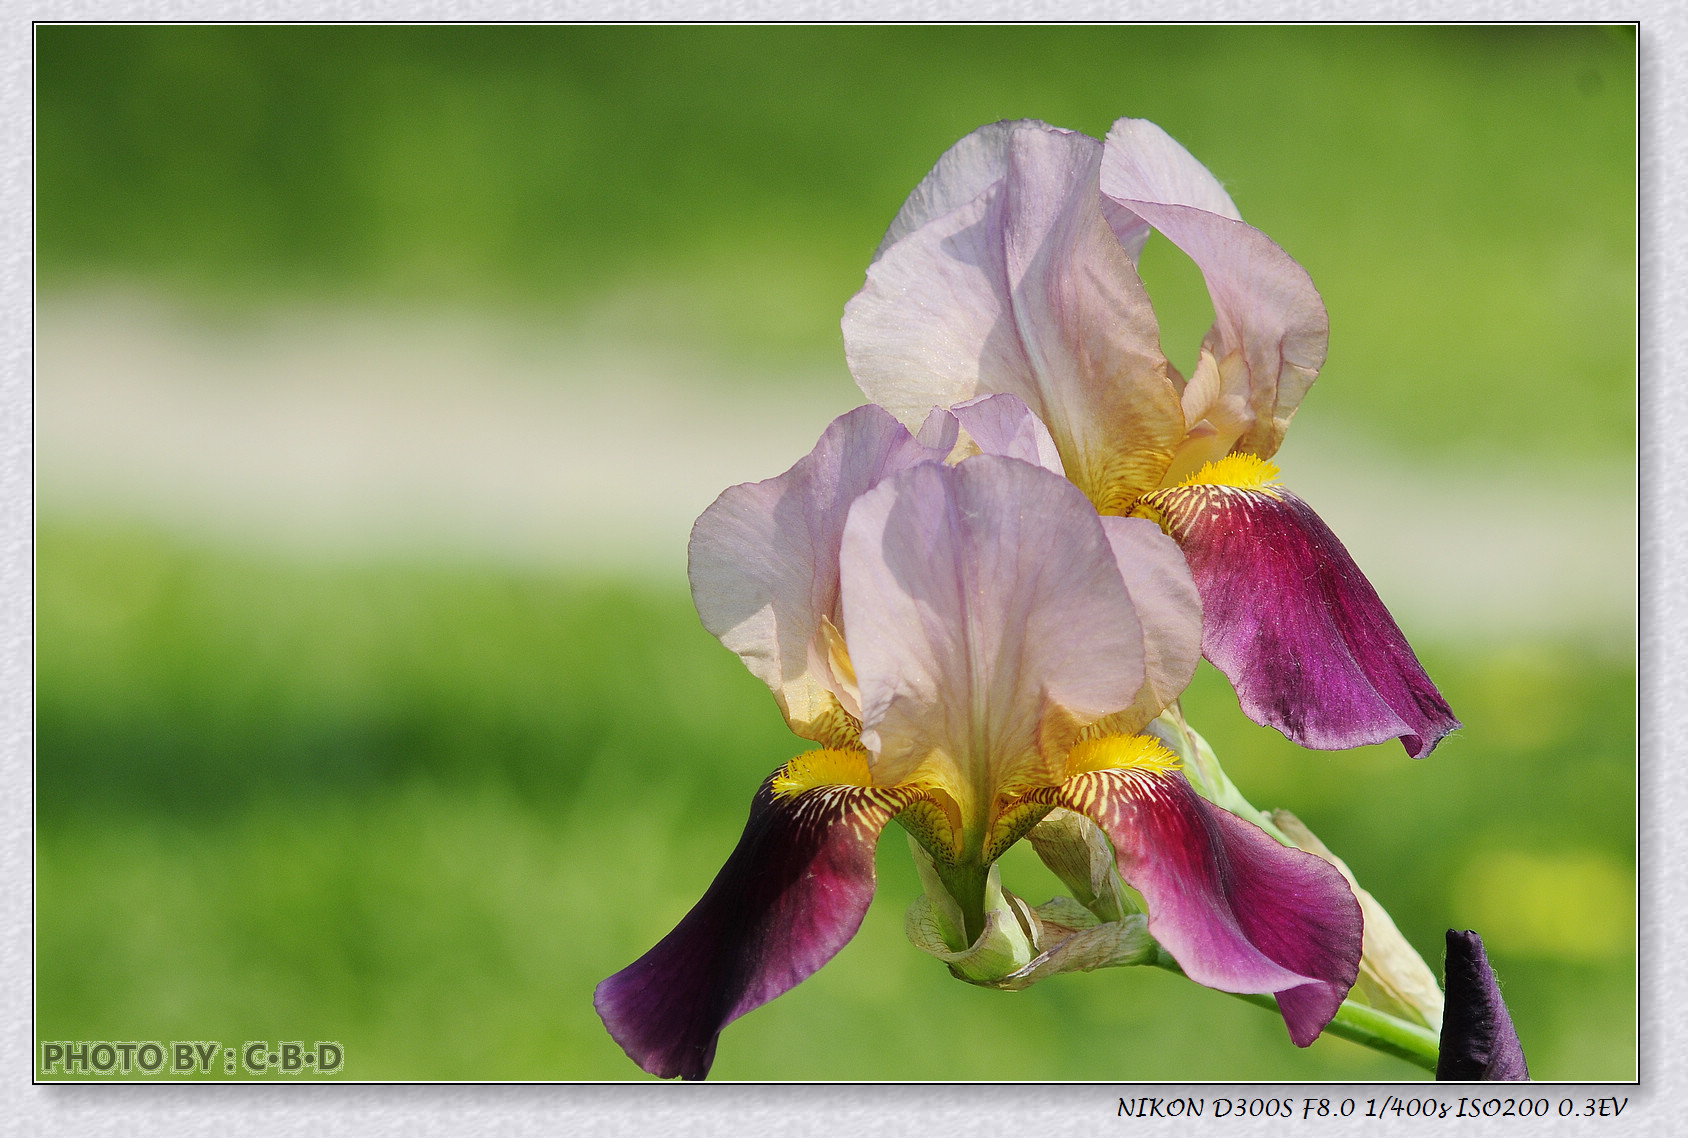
[902,833,1158,990]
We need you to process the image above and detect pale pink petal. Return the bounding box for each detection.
[687,404,938,742]
[843,160,1031,428]
[1100,118,1243,222]
[1101,118,1328,461]
[913,404,962,454]
[872,119,1016,262]
[839,456,1146,793]
[948,392,1065,474]
[844,121,1184,513]
[1098,516,1203,732]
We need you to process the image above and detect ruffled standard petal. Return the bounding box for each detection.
[688,404,939,744]
[844,120,1184,514]
[594,760,918,1080]
[1437,930,1530,1081]
[843,123,1032,425]
[841,455,1147,801]
[947,392,1066,475]
[1138,471,1458,758]
[1101,118,1328,465]
[1032,762,1362,1046]
[910,392,1065,475]
[872,119,1016,262]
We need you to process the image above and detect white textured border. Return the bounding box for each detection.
[7,8,1673,1137]
[1640,0,1682,1126]
[9,0,1675,17]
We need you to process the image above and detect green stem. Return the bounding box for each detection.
[1155,954,1439,1073]
[1229,991,1440,1072]
[932,858,991,946]
[1326,1000,1441,1072]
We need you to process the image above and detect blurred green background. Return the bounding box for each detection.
[35,25,1635,1080]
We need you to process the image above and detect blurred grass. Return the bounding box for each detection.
[36,522,1635,1080]
[34,25,1636,1081]
[36,24,1635,458]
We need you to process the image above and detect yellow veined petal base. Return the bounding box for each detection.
[773,747,967,864]
[772,748,875,798]
[1072,439,1181,518]
[972,736,1182,868]
[1131,452,1282,534]
[898,797,963,866]
[1064,734,1182,780]
[1176,452,1281,492]
[782,687,864,752]
[983,798,1055,864]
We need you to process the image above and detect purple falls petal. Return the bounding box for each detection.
[594,770,914,1080]
[1437,930,1530,1081]
[1140,481,1459,758]
[1041,767,1362,1046]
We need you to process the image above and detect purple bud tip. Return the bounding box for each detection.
[1436,929,1529,1081]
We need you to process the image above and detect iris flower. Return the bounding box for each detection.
[843,118,1458,758]
[595,397,1362,1079]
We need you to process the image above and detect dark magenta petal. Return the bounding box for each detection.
[1437,930,1530,1081]
[1052,768,1362,1046]
[594,772,910,1079]
[1205,804,1365,1045]
[1142,482,1459,758]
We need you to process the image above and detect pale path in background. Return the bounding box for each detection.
[36,294,1635,644]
